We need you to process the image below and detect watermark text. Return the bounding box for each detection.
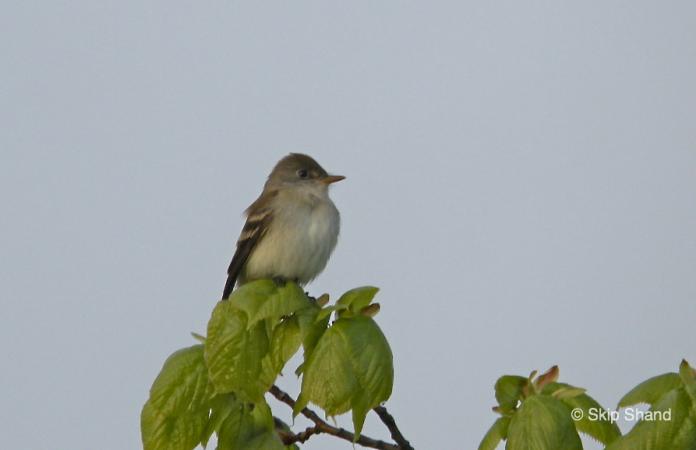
[571,407,671,423]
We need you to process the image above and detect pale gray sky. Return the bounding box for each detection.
[1,1,695,449]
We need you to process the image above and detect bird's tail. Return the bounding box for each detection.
[222,274,236,300]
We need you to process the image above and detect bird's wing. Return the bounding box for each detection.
[222,193,276,299]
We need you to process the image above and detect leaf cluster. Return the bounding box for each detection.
[141,281,394,450]
[480,361,696,450]
[605,360,696,450]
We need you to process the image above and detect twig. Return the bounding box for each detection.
[269,385,402,450]
[276,425,321,444]
[273,417,322,445]
[373,406,414,450]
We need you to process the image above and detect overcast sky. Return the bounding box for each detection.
[2,1,695,449]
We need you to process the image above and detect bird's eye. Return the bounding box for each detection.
[297,169,309,179]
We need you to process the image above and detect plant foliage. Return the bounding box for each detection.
[141,281,394,450]
[141,279,695,449]
[480,361,696,450]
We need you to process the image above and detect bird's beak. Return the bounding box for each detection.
[321,175,346,185]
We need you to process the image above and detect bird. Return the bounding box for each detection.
[222,153,345,299]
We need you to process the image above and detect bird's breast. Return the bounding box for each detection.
[243,199,340,284]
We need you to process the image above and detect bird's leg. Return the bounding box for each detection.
[300,281,319,302]
[272,276,287,287]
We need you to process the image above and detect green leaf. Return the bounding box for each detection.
[205,301,270,401]
[214,402,245,450]
[618,373,682,408]
[605,387,696,450]
[141,345,213,450]
[315,304,347,322]
[679,360,696,387]
[335,286,379,315]
[228,280,310,328]
[506,395,582,450]
[296,316,393,438]
[542,382,620,445]
[201,394,237,448]
[259,316,302,389]
[243,431,286,450]
[142,401,209,450]
[351,391,373,442]
[147,345,213,413]
[680,360,696,405]
[191,332,206,343]
[298,305,329,350]
[214,399,275,450]
[294,303,331,376]
[551,387,586,400]
[479,417,510,450]
[495,376,527,413]
[269,316,302,370]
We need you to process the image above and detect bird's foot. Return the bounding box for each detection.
[272,276,287,287]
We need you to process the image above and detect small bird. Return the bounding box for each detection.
[222,153,345,299]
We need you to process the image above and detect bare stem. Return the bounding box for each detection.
[373,406,414,450]
[269,385,406,449]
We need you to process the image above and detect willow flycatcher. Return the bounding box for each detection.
[222,153,344,299]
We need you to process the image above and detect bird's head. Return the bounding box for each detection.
[265,153,345,192]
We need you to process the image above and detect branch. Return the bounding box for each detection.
[269,385,402,450]
[373,406,414,450]
[275,424,321,445]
